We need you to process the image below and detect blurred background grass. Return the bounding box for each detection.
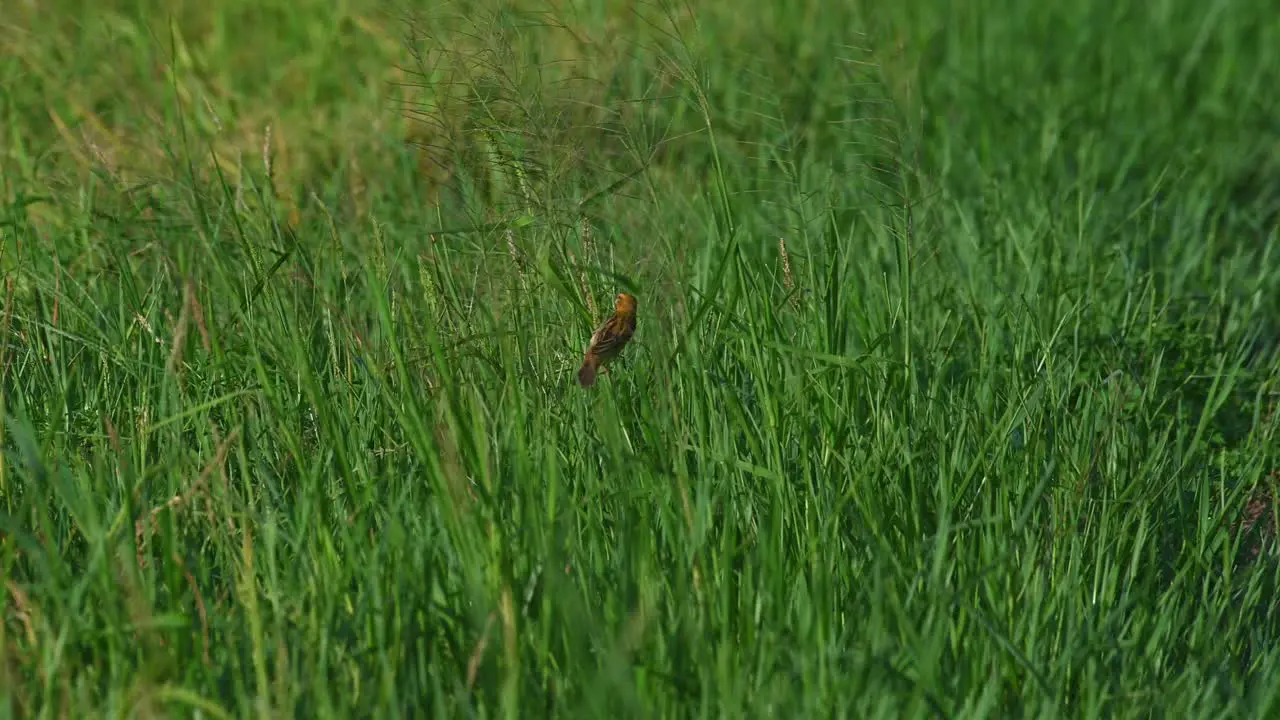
[2,0,1280,716]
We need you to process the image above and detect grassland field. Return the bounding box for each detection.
[2,0,1280,717]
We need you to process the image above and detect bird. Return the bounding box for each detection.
[577,292,637,388]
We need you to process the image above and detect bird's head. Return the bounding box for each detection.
[614,292,637,316]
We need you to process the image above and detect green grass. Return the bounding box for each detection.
[3,0,1280,716]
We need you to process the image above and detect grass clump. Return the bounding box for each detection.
[2,0,1280,717]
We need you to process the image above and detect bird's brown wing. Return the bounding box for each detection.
[586,315,634,358]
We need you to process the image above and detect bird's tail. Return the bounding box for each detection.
[577,356,599,387]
